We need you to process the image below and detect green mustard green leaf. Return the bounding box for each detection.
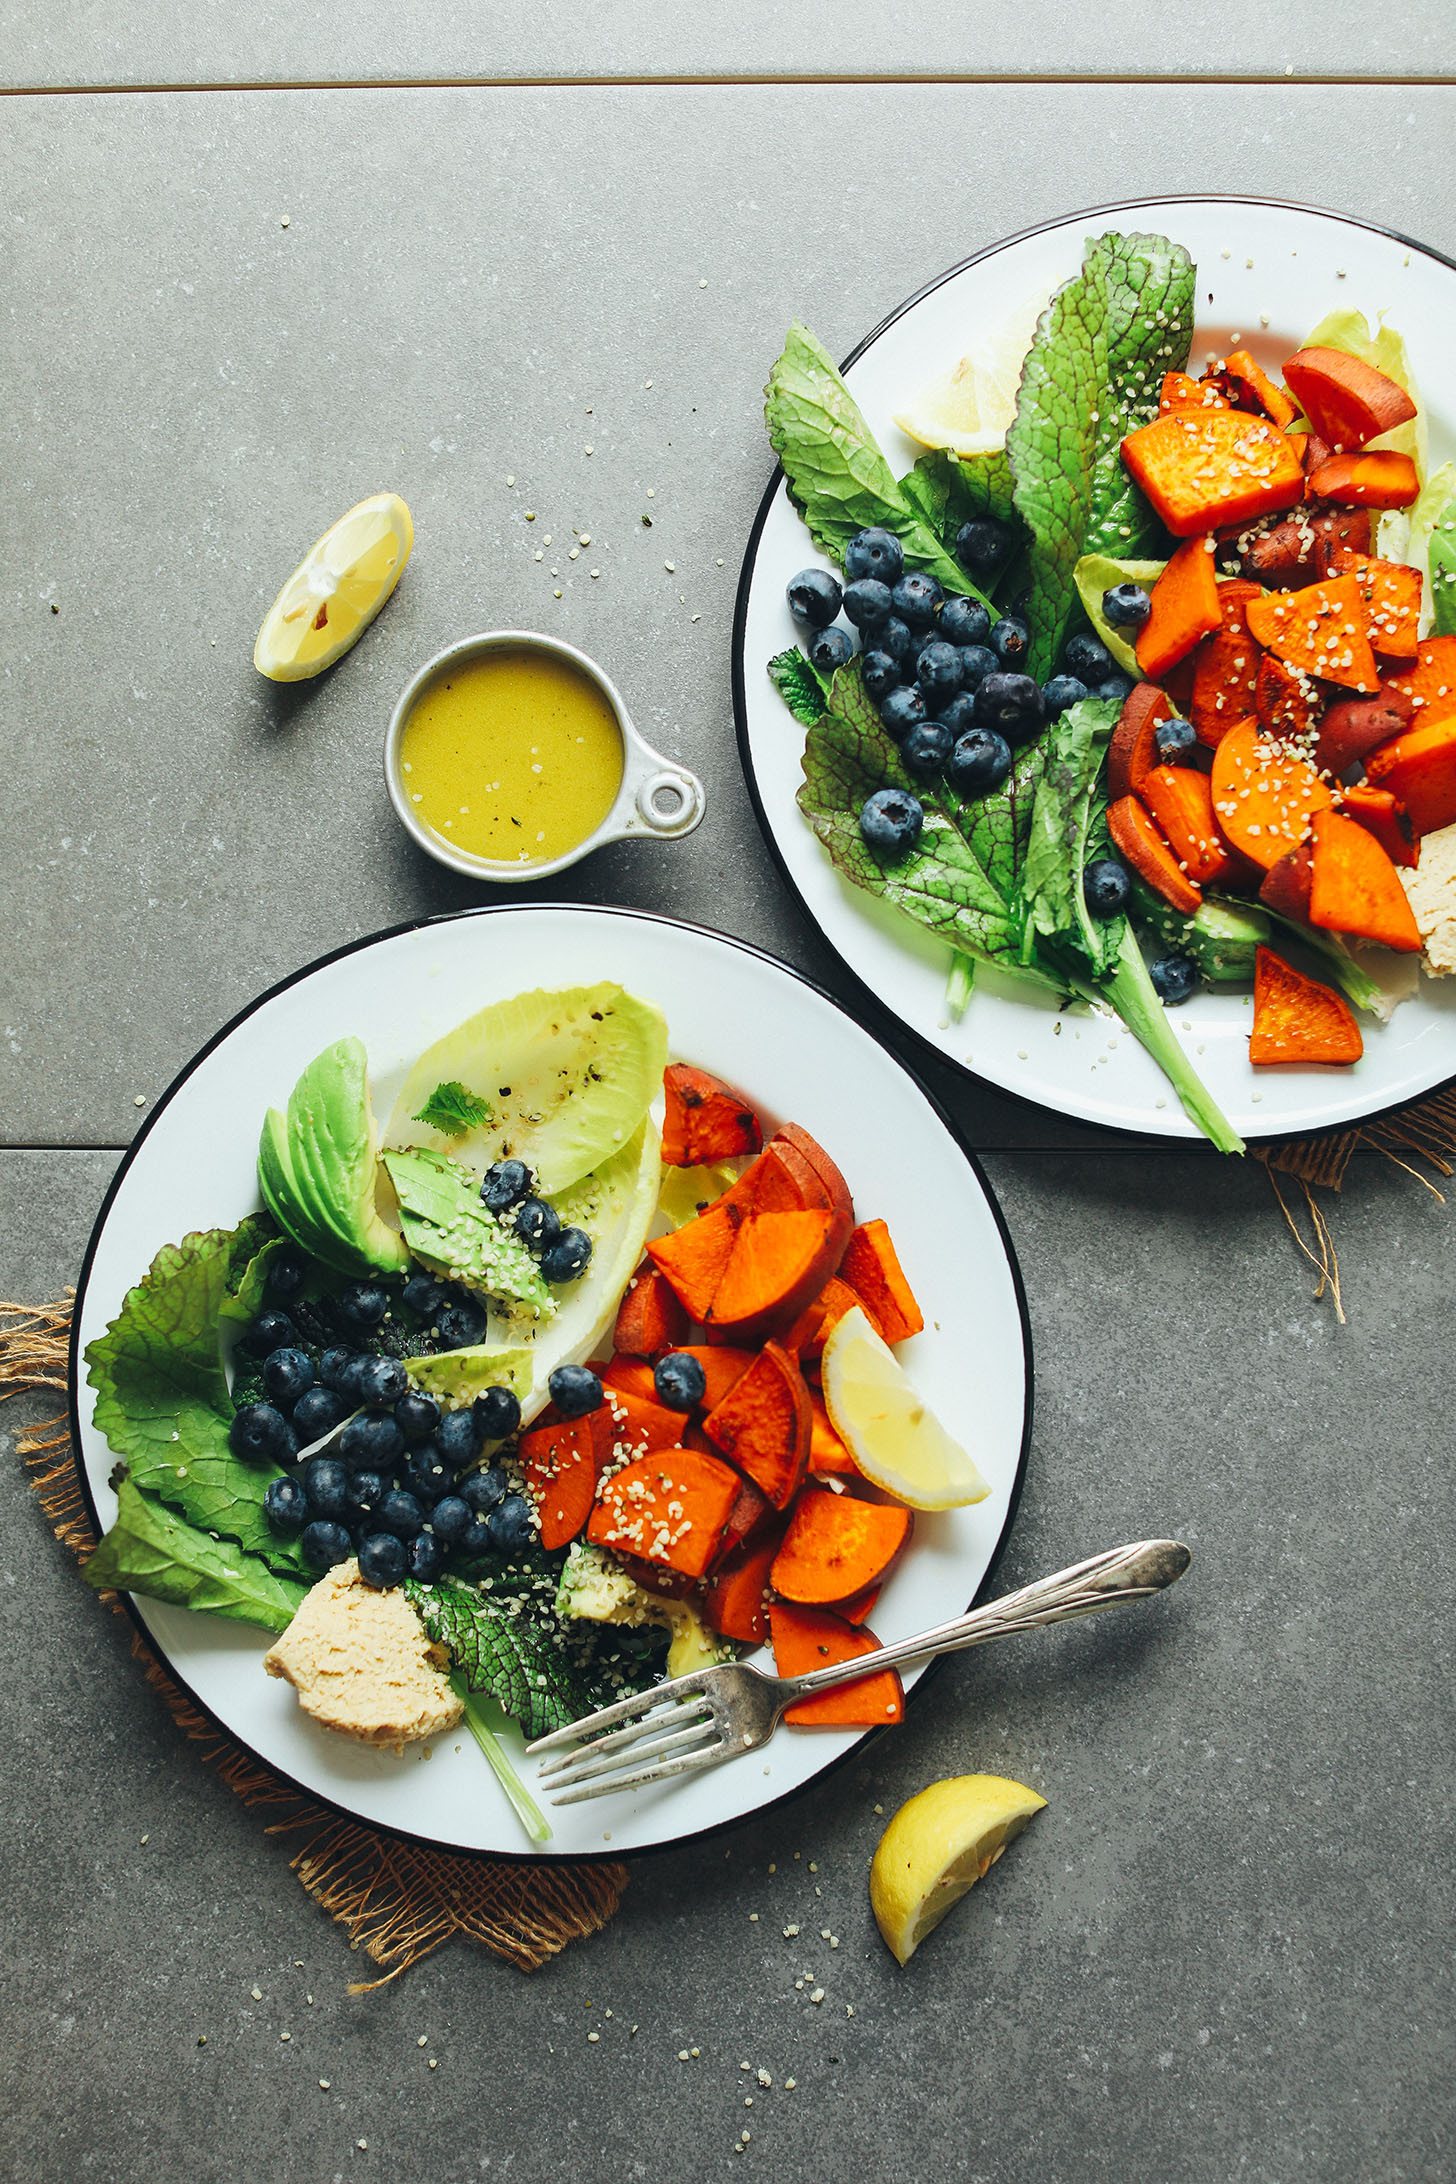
[767,646,831,726]
[764,322,990,604]
[412,1081,493,1137]
[961,740,1049,903]
[86,1474,308,1632]
[902,447,1022,543]
[1021,696,1124,977]
[1082,231,1195,561]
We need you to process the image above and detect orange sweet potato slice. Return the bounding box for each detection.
[646,1200,744,1321]
[770,1602,905,1728]
[1250,946,1364,1066]
[586,1446,742,1578]
[660,1062,763,1167]
[837,1219,925,1344]
[771,1491,912,1607]
[1255,652,1323,742]
[1244,576,1380,693]
[1121,410,1305,537]
[1210,717,1334,870]
[704,1537,780,1643]
[1160,370,1228,415]
[1258,840,1314,924]
[1322,548,1422,661]
[1364,713,1456,836]
[1107,793,1202,914]
[706,1207,852,1344]
[837,1582,882,1627]
[1241,507,1372,589]
[600,1353,661,1402]
[1191,580,1263,744]
[1340,784,1419,869]
[1140,764,1241,887]
[1313,684,1416,778]
[1307,451,1420,510]
[1108,683,1173,801]
[1282,347,1418,452]
[601,1383,690,1457]
[612,1265,691,1356]
[519,1417,603,1552]
[1308,808,1423,951]
[1136,535,1222,678]
[668,1344,757,1413]
[1385,636,1456,732]
[701,1340,811,1509]
[783,1275,877,1365]
[721,1471,777,1556]
[773,1123,854,1224]
[807,1389,859,1478]
[1217,349,1300,430]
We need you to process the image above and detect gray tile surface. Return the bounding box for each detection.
[5,83,1456,1150]
[3,1,1451,90]
[3,1147,1452,2184]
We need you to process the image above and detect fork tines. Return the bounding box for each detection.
[526,1679,731,1805]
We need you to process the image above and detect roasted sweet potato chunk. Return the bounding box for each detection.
[701,1340,812,1509]
[612,1265,691,1357]
[519,1417,603,1552]
[1121,410,1304,537]
[1307,451,1420,510]
[784,1275,876,1365]
[707,1207,852,1343]
[1322,548,1422,661]
[1244,576,1380,693]
[601,1383,691,1457]
[586,1446,742,1579]
[1241,506,1372,590]
[1385,637,1456,732]
[600,1353,660,1402]
[770,1602,905,1728]
[807,1389,859,1478]
[646,1199,744,1321]
[1340,784,1419,869]
[1136,535,1222,678]
[1250,946,1363,1066]
[837,1219,924,1344]
[1191,580,1263,744]
[1255,652,1323,742]
[1365,713,1456,836]
[705,1537,780,1643]
[1282,346,1418,451]
[1313,685,1416,778]
[1107,793,1202,913]
[1159,370,1228,415]
[1108,683,1173,801]
[1141,764,1241,888]
[661,1062,763,1167]
[668,1344,757,1413]
[1217,348,1299,430]
[1308,808,1422,952]
[1210,718,1333,870]
[771,1491,912,1606]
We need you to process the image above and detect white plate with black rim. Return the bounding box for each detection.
[733,195,1456,1143]
[70,905,1031,1861]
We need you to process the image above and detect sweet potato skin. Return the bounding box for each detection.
[1313,685,1415,778]
[1210,717,1333,870]
[661,1063,763,1166]
[1308,808,1423,952]
[837,1219,925,1345]
[1107,793,1202,914]
[1282,346,1418,451]
[1250,946,1363,1066]
[1241,507,1372,590]
[1108,683,1173,802]
[1121,410,1305,537]
[770,1602,905,1728]
[1364,714,1456,836]
[1340,784,1419,869]
[1244,575,1380,694]
[1307,451,1420,510]
[612,1266,691,1357]
[1135,535,1222,678]
[701,1339,812,1510]
[1258,841,1315,924]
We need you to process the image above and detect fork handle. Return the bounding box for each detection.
[784,1538,1191,1700]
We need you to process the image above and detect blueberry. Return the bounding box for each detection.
[266,1250,307,1301]
[860,649,902,703]
[860,787,924,857]
[1063,631,1114,684]
[339,1413,406,1471]
[263,1476,310,1535]
[916,640,963,703]
[955,643,998,691]
[292,1386,349,1443]
[1095,673,1136,705]
[404,1443,452,1503]
[377,1489,426,1541]
[540,1227,593,1284]
[890,572,944,631]
[786,568,843,630]
[974,672,1047,745]
[844,528,904,584]
[244,1308,296,1359]
[1084,858,1132,917]
[939,596,992,648]
[932,692,977,739]
[408,1532,443,1582]
[301,1518,354,1572]
[1103,582,1152,630]
[436,1406,485,1468]
[318,1345,361,1394]
[228,1403,298,1465]
[653,1352,707,1410]
[395,1389,441,1443]
[480,1158,532,1213]
[338,1281,389,1331]
[808,625,855,676]
[878,685,928,742]
[842,578,894,630]
[402,1273,449,1319]
[429,1493,472,1545]
[357,1532,408,1589]
[902,721,955,780]
[355,1353,408,1409]
[437,1298,488,1348]
[460,1467,509,1516]
[1042,673,1090,718]
[343,1467,389,1522]
[514,1198,561,1255]
[878,616,915,665]
[954,516,1015,577]
[548,1364,604,1417]
[988,615,1029,668]
[456,1515,494,1559]
[487,1494,535,1556]
[1150,952,1200,1005]
[474,1385,522,1442]
[302,1456,350,1520]
[1154,715,1199,764]
[947,727,1013,796]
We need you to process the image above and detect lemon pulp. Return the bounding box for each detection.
[821,1306,990,1510]
[870,1773,1047,1964]
[397,648,624,867]
[254,492,413,681]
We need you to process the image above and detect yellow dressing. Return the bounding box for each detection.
[397,648,624,866]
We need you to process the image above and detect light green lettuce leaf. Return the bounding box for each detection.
[1391,460,1456,638]
[1073,553,1168,675]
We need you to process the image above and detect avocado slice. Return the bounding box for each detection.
[257,1037,409,1277]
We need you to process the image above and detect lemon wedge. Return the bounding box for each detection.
[254,491,414,681]
[870,1773,1047,1965]
[891,289,1049,456]
[820,1305,989,1510]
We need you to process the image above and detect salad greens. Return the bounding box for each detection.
[87,1471,309,1631]
[412,1080,492,1137]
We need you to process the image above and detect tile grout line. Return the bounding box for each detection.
[2,72,1454,97]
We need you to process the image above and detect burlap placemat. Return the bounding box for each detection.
[1,1300,629,1989]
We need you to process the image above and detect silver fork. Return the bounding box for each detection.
[526,1538,1191,1805]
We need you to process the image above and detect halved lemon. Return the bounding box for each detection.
[891,289,1049,457]
[254,491,414,681]
[820,1305,989,1510]
[870,1773,1047,1965]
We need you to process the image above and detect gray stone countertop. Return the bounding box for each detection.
[2,44,1453,2184]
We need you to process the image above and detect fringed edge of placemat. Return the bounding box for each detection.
[2,1298,629,1985]
[1251,1084,1456,1323]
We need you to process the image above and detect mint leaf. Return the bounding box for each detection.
[764,323,990,603]
[86,1474,308,1633]
[412,1081,492,1137]
[410,1570,666,1741]
[382,1148,554,1314]
[768,647,831,727]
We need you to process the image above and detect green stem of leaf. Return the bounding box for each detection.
[945,952,976,1020]
[1078,927,1245,1156]
[454,1677,552,1845]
